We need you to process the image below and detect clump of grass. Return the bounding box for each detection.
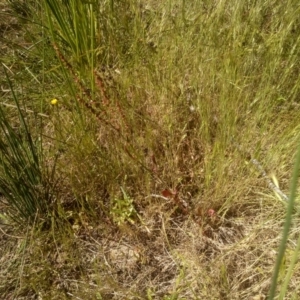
[0,68,57,225]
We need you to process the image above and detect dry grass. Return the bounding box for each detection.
[1,0,300,299]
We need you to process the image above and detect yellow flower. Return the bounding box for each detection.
[51,98,58,105]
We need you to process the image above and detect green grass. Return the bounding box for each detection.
[1,0,300,298]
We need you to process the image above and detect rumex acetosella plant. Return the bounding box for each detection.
[0,69,56,225]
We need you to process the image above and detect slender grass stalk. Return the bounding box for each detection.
[279,233,300,299]
[268,142,300,299]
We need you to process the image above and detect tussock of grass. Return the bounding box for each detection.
[1,0,300,299]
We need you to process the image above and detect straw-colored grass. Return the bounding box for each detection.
[1,0,300,299]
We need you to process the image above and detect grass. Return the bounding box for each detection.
[1,0,300,299]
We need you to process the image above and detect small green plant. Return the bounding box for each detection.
[110,187,137,225]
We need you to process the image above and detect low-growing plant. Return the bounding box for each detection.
[110,187,137,226]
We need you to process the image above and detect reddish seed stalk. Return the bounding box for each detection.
[52,43,157,179]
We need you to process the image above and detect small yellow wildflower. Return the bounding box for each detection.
[51,98,58,105]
